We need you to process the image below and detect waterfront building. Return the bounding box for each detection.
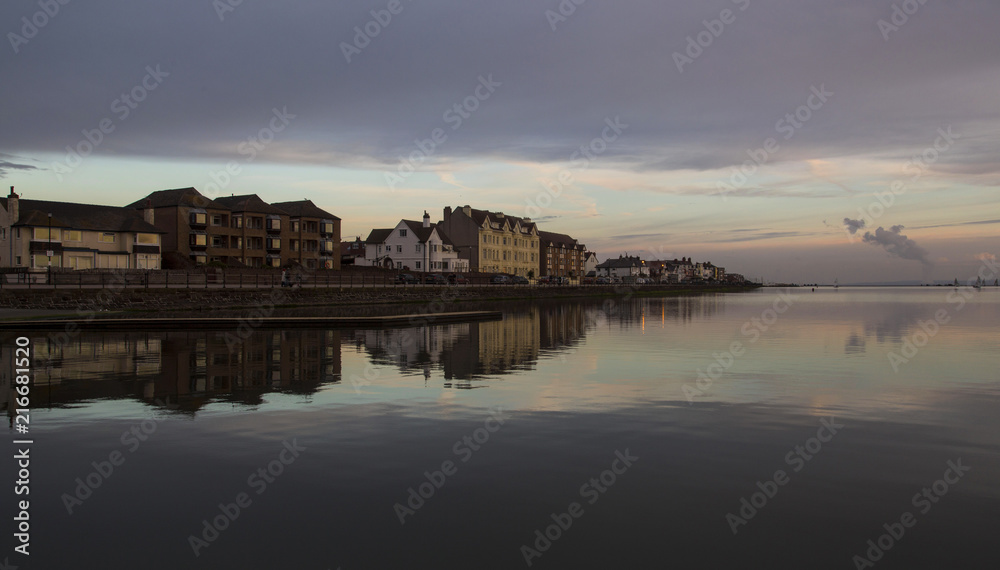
[437,205,539,276]
[2,187,163,271]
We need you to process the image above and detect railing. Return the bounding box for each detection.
[0,268,748,290]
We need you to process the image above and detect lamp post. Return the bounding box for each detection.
[47,213,52,285]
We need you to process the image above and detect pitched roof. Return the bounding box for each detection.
[538,230,584,250]
[271,200,339,220]
[596,255,644,269]
[400,220,455,246]
[364,228,393,244]
[462,207,537,235]
[125,187,227,210]
[214,194,288,215]
[13,199,162,233]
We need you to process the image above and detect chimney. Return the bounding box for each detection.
[422,210,430,228]
[462,205,471,217]
[443,206,452,223]
[143,199,154,225]
[7,186,18,223]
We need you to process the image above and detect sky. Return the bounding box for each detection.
[1,0,997,284]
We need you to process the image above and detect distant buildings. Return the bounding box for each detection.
[1,185,745,281]
[596,255,647,279]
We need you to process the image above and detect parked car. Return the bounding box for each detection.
[512,275,529,285]
[595,276,611,285]
[491,275,510,284]
[395,273,418,284]
[424,274,448,285]
[447,273,470,284]
[582,276,596,284]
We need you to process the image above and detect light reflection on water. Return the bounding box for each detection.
[2,288,999,569]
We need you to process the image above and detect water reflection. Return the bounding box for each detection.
[4,329,342,416]
[2,289,999,569]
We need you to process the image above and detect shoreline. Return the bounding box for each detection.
[0,284,761,320]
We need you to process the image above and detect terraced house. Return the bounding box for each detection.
[1,187,163,271]
[438,205,539,276]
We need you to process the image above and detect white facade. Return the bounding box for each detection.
[365,218,469,273]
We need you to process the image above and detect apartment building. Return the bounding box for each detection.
[214,194,287,268]
[537,230,587,278]
[127,188,340,269]
[437,205,539,276]
[271,200,341,270]
[1,187,163,271]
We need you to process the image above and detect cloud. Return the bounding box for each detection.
[860,225,931,265]
[0,155,40,178]
[843,218,866,235]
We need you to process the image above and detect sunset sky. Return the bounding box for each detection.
[2,0,997,283]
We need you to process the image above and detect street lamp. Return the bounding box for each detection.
[47,213,52,285]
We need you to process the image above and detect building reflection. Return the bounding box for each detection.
[0,295,726,420]
[5,329,341,416]
[345,304,595,385]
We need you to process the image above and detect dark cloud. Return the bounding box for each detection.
[843,218,867,235]
[861,225,931,266]
[1,0,999,178]
[0,154,41,178]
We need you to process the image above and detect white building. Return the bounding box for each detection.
[584,251,599,276]
[364,212,469,273]
[595,255,648,279]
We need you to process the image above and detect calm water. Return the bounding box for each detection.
[2,287,999,569]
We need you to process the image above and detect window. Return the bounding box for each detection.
[232,216,243,229]
[0,228,5,239]
[399,229,407,237]
[15,256,21,265]
[432,244,438,252]
[250,217,263,230]
[211,215,224,226]
[190,212,207,225]
[190,233,207,246]
[266,218,281,231]
[396,245,402,253]
[291,220,299,232]
[234,237,243,249]
[64,230,82,241]
[290,239,299,252]
[100,232,116,243]
[212,235,227,248]
[34,228,60,240]
[396,262,402,269]
[322,222,334,234]
[415,261,421,269]
[415,244,422,252]
[136,233,158,244]
[266,238,281,249]
[483,235,487,243]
